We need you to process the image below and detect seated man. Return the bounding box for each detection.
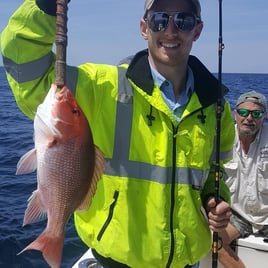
[218,91,268,268]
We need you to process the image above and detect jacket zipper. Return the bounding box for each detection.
[97,190,119,241]
[166,124,178,268]
[165,108,209,267]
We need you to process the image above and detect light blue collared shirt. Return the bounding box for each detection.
[149,61,194,121]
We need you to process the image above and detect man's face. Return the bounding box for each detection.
[140,0,203,70]
[235,101,267,137]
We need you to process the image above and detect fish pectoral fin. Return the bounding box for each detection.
[16,148,37,175]
[35,106,60,148]
[23,190,47,226]
[76,146,105,211]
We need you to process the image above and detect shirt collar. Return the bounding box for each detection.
[148,59,194,98]
[149,61,166,89]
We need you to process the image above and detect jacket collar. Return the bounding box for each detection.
[126,49,229,108]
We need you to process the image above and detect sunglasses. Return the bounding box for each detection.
[146,12,201,32]
[236,109,265,118]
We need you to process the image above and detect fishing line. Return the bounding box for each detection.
[212,0,224,267]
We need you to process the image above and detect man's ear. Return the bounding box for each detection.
[140,19,148,40]
[193,22,203,41]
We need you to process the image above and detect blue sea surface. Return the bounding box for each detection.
[0,66,267,267]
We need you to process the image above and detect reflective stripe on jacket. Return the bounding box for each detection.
[1,1,235,267]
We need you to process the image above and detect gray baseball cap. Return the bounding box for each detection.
[236,90,267,110]
[144,0,201,18]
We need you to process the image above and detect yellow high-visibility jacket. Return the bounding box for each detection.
[1,1,235,267]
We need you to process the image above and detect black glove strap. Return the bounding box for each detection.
[36,0,70,16]
[36,0,57,16]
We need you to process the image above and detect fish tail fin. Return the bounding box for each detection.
[18,231,64,268]
[77,146,105,211]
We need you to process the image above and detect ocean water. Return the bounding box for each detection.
[0,66,267,268]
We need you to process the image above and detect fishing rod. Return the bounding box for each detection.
[212,0,224,267]
[55,0,68,88]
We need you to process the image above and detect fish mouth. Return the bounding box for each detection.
[55,86,69,101]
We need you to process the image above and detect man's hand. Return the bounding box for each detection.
[207,198,232,232]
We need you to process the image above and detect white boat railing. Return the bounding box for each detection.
[200,235,268,268]
[73,235,268,268]
[72,249,102,268]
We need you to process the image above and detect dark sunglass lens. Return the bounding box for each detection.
[149,13,169,32]
[237,109,264,118]
[251,110,264,118]
[174,13,196,32]
[237,109,249,117]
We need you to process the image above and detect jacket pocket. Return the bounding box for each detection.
[97,190,119,241]
[257,161,268,193]
[224,161,238,193]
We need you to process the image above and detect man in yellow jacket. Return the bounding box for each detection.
[1,0,234,267]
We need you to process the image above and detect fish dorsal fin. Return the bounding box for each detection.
[16,148,37,175]
[76,146,105,211]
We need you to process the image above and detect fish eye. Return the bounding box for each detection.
[72,108,80,116]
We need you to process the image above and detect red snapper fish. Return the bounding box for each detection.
[16,84,104,268]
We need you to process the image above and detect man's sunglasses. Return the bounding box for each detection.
[146,12,201,33]
[236,109,265,118]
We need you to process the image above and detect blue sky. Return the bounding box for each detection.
[0,0,267,73]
